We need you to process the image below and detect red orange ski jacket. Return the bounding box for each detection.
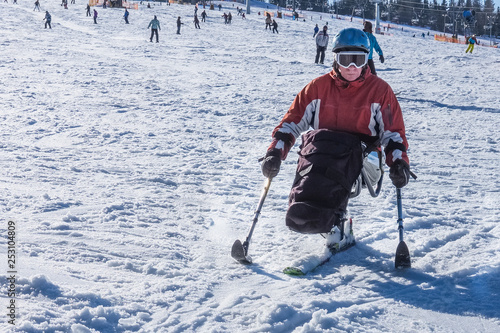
[268,69,409,167]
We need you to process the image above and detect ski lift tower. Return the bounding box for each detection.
[485,14,494,46]
[370,0,383,34]
[246,0,250,14]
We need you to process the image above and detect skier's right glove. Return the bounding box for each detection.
[261,149,282,179]
[389,159,410,188]
[379,55,385,63]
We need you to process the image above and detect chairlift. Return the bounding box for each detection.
[412,9,420,25]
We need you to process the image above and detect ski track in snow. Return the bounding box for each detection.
[0,1,499,332]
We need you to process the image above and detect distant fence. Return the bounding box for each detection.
[434,35,466,44]
[435,34,498,48]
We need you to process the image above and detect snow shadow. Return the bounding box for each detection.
[371,265,500,319]
[340,247,500,320]
[398,96,500,113]
[247,264,286,281]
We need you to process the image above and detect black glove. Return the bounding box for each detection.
[379,55,385,63]
[261,149,282,179]
[389,159,410,188]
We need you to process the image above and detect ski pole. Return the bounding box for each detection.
[395,187,411,268]
[397,188,404,242]
[231,177,272,264]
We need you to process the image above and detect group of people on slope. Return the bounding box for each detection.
[265,13,278,33]
[146,15,188,41]
[222,12,232,24]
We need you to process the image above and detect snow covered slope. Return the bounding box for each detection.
[0,1,499,332]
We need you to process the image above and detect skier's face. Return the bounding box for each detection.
[338,65,363,82]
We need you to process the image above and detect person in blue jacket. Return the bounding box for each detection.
[313,24,319,37]
[148,15,161,42]
[465,35,477,53]
[124,9,129,24]
[363,21,384,75]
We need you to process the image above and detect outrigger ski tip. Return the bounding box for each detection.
[395,240,411,269]
[231,239,252,265]
[231,178,272,266]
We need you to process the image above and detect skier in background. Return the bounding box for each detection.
[315,25,329,64]
[148,15,160,42]
[93,9,98,24]
[363,21,384,75]
[313,24,319,37]
[272,19,278,33]
[201,10,206,22]
[34,0,41,11]
[124,8,129,24]
[176,16,183,34]
[86,4,91,17]
[465,35,477,53]
[194,14,200,29]
[265,13,272,30]
[44,11,52,29]
[261,28,410,249]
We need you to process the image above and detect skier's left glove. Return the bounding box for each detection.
[261,149,282,179]
[389,159,410,188]
[379,55,385,63]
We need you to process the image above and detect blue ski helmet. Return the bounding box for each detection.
[332,28,370,53]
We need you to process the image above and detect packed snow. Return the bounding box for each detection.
[1,0,499,332]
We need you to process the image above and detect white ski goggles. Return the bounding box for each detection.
[335,51,368,68]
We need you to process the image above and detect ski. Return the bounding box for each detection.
[283,219,356,276]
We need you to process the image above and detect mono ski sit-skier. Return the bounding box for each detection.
[261,28,411,254]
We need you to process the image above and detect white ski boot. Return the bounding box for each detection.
[325,218,356,253]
